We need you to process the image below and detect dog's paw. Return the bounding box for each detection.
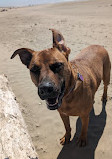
[60,134,71,145]
[76,136,87,147]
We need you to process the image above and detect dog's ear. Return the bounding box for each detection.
[49,28,71,60]
[11,48,34,68]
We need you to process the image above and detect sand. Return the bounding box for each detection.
[0,0,112,159]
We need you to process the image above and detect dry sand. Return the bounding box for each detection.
[0,0,112,159]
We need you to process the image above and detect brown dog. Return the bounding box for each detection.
[11,29,111,147]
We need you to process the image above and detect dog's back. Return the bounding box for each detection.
[71,45,111,96]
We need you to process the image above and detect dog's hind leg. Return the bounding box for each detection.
[102,54,111,103]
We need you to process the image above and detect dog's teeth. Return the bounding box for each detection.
[46,98,58,107]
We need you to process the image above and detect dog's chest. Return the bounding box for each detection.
[59,92,92,116]
[59,100,85,116]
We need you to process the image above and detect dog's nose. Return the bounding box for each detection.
[38,82,54,99]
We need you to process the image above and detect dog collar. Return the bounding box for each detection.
[66,66,83,97]
[77,72,84,81]
[66,73,83,97]
[71,63,83,82]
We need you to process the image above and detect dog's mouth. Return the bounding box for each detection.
[45,81,65,110]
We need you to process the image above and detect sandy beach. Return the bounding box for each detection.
[0,0,112,159]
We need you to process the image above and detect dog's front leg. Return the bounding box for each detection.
[77,116,89,147]
[58,111,71,145]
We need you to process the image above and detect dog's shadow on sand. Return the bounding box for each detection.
[57,102,107,159]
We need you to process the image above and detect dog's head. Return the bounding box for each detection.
[11,29,71,110]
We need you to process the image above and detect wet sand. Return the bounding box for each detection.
[0,0,112,159]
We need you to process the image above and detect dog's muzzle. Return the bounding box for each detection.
[38,81,65,110]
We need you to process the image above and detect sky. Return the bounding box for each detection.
[0,0,84,7]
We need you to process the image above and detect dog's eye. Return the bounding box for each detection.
[30,65,40,75]
[50,62,64,73]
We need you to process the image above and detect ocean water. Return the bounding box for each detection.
[0,0,85,7]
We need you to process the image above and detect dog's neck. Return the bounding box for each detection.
[64,62,83,98]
